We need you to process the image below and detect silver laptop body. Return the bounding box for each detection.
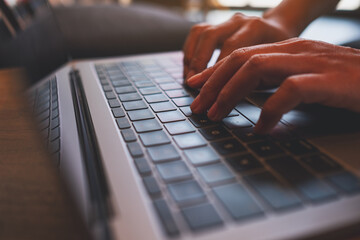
[27,50,360,240]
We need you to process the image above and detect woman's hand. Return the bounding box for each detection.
[187,38,360,133]
[183,13,295,81]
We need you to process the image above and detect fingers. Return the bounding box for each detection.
[255,74,325,133]
[186,57,228,89]
[197,52,317,121]
[188,38,306,89]
[190,54,241,113]
[217,20,263,61]
[184,13,248,80]
[183,24,211,79]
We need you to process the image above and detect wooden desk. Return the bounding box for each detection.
[0,69,89,240]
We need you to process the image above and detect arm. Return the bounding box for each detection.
[263,0,341,37]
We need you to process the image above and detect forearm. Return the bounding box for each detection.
[263,0,341,37]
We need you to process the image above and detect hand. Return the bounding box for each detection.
[187,38,360,133]
[183,12,294,81]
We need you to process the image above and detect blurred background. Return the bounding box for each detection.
[2,0,360,31]
[1,0,360,84]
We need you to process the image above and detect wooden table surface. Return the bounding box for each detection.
[0,69,90,240]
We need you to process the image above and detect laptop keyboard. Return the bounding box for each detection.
[30,77,61,166]
[95,57,360,237]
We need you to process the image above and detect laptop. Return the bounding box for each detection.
[23,4,360,240]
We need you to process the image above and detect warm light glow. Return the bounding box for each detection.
[216,0,360,10]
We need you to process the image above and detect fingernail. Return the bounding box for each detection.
[186,70,195,80]
[187,73,201,86]
[207,102,219,120]
[190,97,201,113]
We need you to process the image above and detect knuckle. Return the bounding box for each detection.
[230,48,246,61]
[200,27,216,39]
[190,23,209,34]
[232,12,245,21]
[247,54,267,68]
[248,17,264,28]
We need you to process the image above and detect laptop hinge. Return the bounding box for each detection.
[70,69,113,240]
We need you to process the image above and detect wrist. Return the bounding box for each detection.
[262,8,302,38]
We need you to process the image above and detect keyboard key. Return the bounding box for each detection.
[35,102,50,115]
[105,91,116,99]
[140,130,171,147]
[111,80,131,87]
[144,94,168,103]
[127,142,143,157]
[121,128,137,142]
[197,163,235,186]
[156,160,192,182]
[280,139,317,156]
[49,138,60,154]
[148,144,180,162]
[159,82,182,91]
[51,117,60,129]
[153,77,174,84]
[267,157,338,202]
[245,172,302,211]
[226,154,263,172]
[199,126,232,140]
[164,121,196,135]
[223,115,252,129]
[116,118,131,129]
[118,92,142,102]
[123,100,148,111]
[172,97,194,107]
[181,203,223,231]
[235,101,261,124]
[139,86,161,95]
[213,183,263,221]
[328,171,360,194]
[157,110,185,123]
[38,118,50,130]
[143,176,161,196]
[301,154,342,174]
[248,140,284,158]
[211,139,246,155]
[133,119,162,133]
[52,108,59,119]
[112,107,125,118]
[189,115,217,128]
[115,86,136,94]
[150,102,177,113]
[184,146,220,166]
[227,109,239,117]
[36,109,50,122]
[108,99,121,108]
[127,109,154,121]
[153,199,179,237]
[134,81,155,88]
[233,127,267,143]
[50,127,60,141]
[168,180,206,205]
[166,89,189,98]
[179,106,192,117]
[173,133,207,149]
